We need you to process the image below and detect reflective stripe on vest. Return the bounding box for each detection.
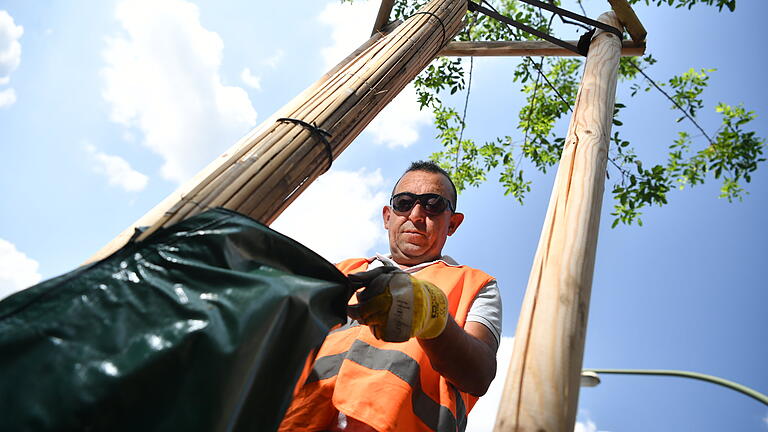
[307,339,467,432]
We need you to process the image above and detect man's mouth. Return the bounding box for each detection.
[402,230,425,237]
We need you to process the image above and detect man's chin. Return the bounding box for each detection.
[398,241,427,254]
[396,245,432,261]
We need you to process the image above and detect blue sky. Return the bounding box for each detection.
[0,0,765,431]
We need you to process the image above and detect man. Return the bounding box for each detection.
[280,161,501,432]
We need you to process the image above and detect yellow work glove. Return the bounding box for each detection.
[347,266,448,342]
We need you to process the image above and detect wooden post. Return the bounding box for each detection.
[371,0,396,36]
[607,0,647,43]
[494,11,623,432]
[87,0,466,263]
[438,40,645,57]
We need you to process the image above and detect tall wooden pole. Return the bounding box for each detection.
[494,11,622,432]
[88,0,465,263]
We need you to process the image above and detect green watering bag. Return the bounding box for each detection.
[0,208,350,431]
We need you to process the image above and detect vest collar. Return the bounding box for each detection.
[371,253,461,273]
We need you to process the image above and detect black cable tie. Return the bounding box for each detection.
[410,11,448,48]
[276,117,334,173]
[577,28,596,56]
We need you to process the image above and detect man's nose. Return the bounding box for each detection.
[409,202,427,221]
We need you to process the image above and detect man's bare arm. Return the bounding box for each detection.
[417,318,498,396]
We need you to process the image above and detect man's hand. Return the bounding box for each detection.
[347,267,448,342]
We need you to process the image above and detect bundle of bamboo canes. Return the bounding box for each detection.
[89,0,466,262]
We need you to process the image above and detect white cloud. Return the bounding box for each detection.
[574,419,598,432]
[467,336,514,431]
[317,1,431,149]
[317,1,378,69]
[0,238,41,300]
[271,168,388,263]
[0,10,22,79]
[366,83,432,148]
[0,10,23,108]
[240,67,262,91]
[263,48,284,69]
[85,145,149,192]
[575,411,609,432]
[101,0,257,183]
[0,87,15,108]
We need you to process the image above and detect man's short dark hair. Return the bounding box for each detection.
[392,160,458,210]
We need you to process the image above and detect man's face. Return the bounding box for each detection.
[383,170,464,266]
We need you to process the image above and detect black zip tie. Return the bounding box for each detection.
[410,11,447,48]
[276,117,334,173]
[577,28,596,57]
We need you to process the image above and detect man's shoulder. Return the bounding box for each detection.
[416,260,495,288]
[337,257,371,265]
[335,257,372,274]
[430,256,495,280]
[437,265,495,284]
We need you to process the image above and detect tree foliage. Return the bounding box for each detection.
[356,0,765,226]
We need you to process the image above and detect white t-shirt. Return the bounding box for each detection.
[366,254,502,347]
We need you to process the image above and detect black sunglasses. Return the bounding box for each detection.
[390,192,455,215]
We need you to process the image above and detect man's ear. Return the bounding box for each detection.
[447,212,464,236]
[382,205,392,229]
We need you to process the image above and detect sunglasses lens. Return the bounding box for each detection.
[423,195,447,213]
[392,195,416,212]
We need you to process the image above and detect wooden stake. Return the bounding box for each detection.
[439,40,645,57]
[87,0,466,263]
[371,0,396,36]
[494,11,622,432]
[607,0,647,44]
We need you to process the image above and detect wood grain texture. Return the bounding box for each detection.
[87,0,466,263]
[439,40,645,57]
[607,0,647,43]
[494,11,623,432]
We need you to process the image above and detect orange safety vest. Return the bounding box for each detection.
[279,258,494,432]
